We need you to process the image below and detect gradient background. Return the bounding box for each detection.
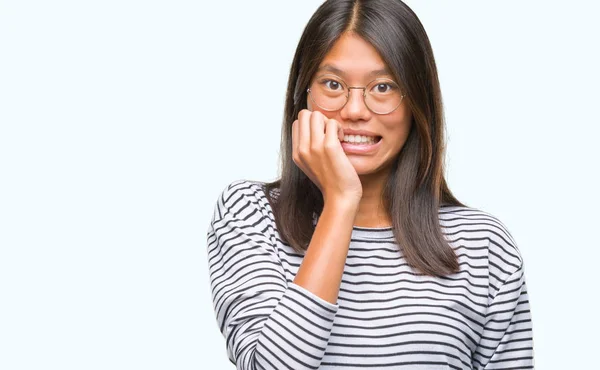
[1,1,598,369]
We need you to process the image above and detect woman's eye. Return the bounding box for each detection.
[324,80,342,90]
[373,83,393,94]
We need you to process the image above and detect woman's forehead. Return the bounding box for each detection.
[315,63,393,80]
[316,33,392,79]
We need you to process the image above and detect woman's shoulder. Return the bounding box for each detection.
[216,178,274,201]
[212,179,276,222]
[438,204,524,273]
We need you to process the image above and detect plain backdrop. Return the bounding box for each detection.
[1,1,599,369]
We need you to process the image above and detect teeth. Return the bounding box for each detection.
[342,135,377,144]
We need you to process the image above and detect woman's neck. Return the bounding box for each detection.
[354,171,392,228]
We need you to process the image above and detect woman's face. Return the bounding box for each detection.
[307,32,413,178]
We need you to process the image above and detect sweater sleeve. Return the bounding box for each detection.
[206,180,339,370]
[472,267,535,369]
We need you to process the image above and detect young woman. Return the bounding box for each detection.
[207,0,534,368]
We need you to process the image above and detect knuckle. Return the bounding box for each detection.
[298,116,309,127]
[323,142,337,152]
[298,109,310,120]
[311,110,323,121]
[298,147,309,159]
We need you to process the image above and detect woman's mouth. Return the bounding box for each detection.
[341,134,382,145]
[340,135,382,154]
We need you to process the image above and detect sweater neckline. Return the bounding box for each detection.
[352,225,394,239]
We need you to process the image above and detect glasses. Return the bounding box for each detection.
[307,74,406,115]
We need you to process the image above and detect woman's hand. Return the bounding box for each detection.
[292,109,363,204]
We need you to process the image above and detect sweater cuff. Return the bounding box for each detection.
[253,282,339,369]
[287,282,339,314]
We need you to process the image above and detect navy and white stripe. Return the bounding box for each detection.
[206,179,534,369]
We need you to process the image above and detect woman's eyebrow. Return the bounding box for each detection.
[317,64,392,78]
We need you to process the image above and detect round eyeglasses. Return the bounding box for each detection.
[307,74,406,115]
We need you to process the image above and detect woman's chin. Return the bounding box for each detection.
[350,158,394,179]
[351,162,378,176]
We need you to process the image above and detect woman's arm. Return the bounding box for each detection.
[207,181,355,370]
[293,196,359,304]
[472,266,534,369]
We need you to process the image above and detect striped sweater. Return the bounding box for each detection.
[206,180,534,369]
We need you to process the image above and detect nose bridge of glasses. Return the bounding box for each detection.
[347,86,367,105]
[346,87,370,113]
[341,86,370,114]
[347,86,367,95]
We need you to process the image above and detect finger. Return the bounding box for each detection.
[309,111,326,149]
[324,118,343,149]
[292,119,299,158]
[298,109,311,155]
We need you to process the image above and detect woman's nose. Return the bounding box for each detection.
[341,88,370,120]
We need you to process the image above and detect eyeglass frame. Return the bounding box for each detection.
[306,73,407,115]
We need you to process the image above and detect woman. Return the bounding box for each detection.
[207,0,534,368]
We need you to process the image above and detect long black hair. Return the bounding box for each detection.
[264,0,467,276]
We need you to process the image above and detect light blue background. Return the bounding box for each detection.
[1,1,598,369]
